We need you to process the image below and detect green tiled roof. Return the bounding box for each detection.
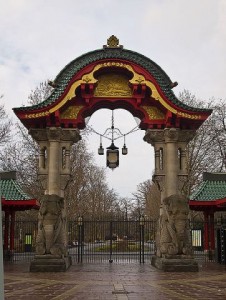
[190,173,226,201]
[13,48,212,114]
[0,179,32,201]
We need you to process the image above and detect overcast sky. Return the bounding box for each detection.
[0,0,225,198]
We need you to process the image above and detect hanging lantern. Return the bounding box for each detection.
[98,136,104,155]
[122,144,128,155]
[139,215,145,226]
[122,134,128,155]
[98,143,104,155]
[106,142,119,169]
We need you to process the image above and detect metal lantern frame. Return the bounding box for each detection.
[106,142,119,169]
[87,110,139,169]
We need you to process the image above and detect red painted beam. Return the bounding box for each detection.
[2,199,39,209]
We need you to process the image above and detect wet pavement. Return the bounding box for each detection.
[4,261,226,299]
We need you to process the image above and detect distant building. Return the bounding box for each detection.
[189,172,226,252]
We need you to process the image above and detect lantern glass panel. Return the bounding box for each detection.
[107,149,119,169]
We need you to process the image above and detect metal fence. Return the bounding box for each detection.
[3,220,37,262]
[68,219,156,264]
[190,220,226,264]
[3,218,226,265]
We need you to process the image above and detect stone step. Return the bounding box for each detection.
[30,255,72,272]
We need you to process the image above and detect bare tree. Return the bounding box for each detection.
[131,90,226,220]
[0,95,11,145]
[27,81,53,105]
[65,139,121,220]
[179,91,226,194]
[132,180,160,219]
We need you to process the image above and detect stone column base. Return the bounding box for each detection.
[151,255,199,272]
[30,255,72,272]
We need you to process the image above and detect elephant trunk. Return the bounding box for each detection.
[44,224,54,253]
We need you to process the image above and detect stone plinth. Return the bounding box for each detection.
[151,255,199,272]
[30,255,72,272]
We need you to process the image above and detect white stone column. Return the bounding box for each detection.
[164,128,179,197]
[144,128,196,199]
[143,129,165,215]
[39,146,45,170]
[177,130,196,194]
[28,127,81,270]
[48,140,60,195]
[29,127,81,196]
[145,128,198,270]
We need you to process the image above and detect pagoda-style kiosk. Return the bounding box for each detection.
[1,171,39,259]
[190,172,226,256]
[13,36,212,271]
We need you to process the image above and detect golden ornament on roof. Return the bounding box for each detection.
[103,35,123,49]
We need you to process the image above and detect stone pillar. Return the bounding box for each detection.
[143,130,165,199]
[164,128,179,197]
[144,128,198,271]
[29,127,81,197]
[48,138,60,195]
[29,127,81,272]
[144,128,195,198]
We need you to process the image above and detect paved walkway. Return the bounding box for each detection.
[4,261,226,299]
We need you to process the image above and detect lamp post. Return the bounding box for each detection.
[139,215,145,263]
[139,215,145,226]
[77,216,83,263]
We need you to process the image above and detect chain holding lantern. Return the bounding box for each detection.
[87,110,139,170]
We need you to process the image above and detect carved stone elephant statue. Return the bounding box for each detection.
[156,194,192,258]
[35,194,67,257]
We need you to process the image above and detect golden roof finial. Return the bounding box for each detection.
[103,35,123,49]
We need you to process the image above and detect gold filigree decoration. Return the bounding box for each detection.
[141,106,165,120]
[94,74,132,97]
[83,75,92,83]
[60,105,83,119]
[103,35,123,48]
[25,111,50,118]
[135,76,145,84]
[177,111,201,120]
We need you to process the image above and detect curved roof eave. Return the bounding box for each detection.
[13,48,212,114]
[190,180,226,201]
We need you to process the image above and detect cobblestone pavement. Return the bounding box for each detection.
[4,261,226,300]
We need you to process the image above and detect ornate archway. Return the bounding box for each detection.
[13,36,212,271]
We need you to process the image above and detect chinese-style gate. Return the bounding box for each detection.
[13,36,212,272]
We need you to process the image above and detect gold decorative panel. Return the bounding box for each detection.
[94,74,132,97]
[141,106,165,120]
[60,105,83,119]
